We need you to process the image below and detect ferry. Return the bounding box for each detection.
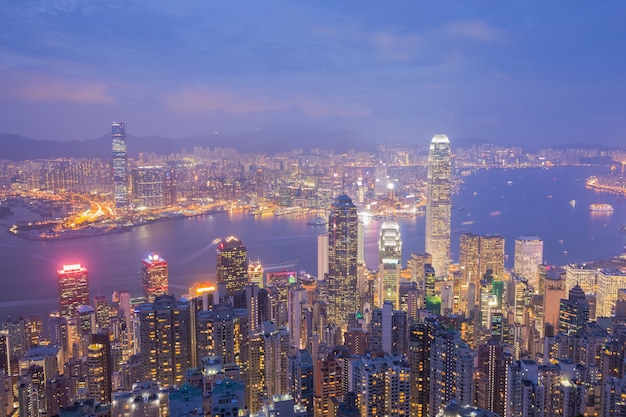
[589,203,614,212]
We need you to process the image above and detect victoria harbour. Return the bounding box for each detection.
[1,165,624,321]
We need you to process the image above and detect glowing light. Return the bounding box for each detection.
[62,264,82,271]
[196,286,216,294]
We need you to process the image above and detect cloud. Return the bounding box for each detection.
[442,20,505,43]
[0,68,115,103]
[163,86,371,117]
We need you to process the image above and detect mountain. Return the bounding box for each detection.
[0,128,376,161]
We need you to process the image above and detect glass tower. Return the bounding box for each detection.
[142,253,169,303]
[216,236,249,296]
[327,194,358,332]
[378,221,402,308]
[425,134,452,279]
[112,121,129,209]
[57,263,89,319]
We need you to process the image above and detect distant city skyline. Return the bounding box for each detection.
[1,2,625,148]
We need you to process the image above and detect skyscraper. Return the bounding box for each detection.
[216,236,249,296]
[112,121,129,209]
[513,236,543,289]
[141,253,168,303]
[57,264,89,320]
[425,134,452,279]
[327,194,359,332]
[137,295,191,388]
[459,233,505,303]
[379,221,402,308]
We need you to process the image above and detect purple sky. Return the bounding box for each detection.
[1,1,625,147]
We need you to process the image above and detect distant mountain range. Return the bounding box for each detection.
[0,129,377,161]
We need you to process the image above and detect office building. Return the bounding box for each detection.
[248,260,264,287]
[558,285,589,336]
[459,233,505,303]
[597,268,626,317]
[112,121,129,209]
[327,194,359,332]
[564,263,596,295]
[141,253,168,303]
[513,236,543,289]
[425,134,452,279]
[378,221,402,308]
[87,343,111,403]
[409,319,432,417]
[57,264,89,320]
[216,236,249,296]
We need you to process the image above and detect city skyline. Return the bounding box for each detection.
[1,2,625,149]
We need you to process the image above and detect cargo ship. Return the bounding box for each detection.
[588,203,614,212]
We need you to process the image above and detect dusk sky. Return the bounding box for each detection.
[1,1,625,148]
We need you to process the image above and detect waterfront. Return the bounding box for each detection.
[0,166,625,321]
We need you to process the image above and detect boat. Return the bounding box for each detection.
[490,210,502,216]
[569,200,576,207]
[619,225,626,233]
[589,203,614,212]
[306,216,327,226]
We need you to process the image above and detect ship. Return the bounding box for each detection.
[306,216,327,226]
[588,203,614,212]
[569,200,576,207]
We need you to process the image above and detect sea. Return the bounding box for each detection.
[0,166,625,321]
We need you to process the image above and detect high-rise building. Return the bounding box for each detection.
[513,236,543,289]
[248,260,264,287]
[57,264,89,320]
[409,319,432,417]
[558,285,589,336]
[459,233,505,303]
[317,234,329,281]
[216,236,249,296]
[425,134,452,279]
[564,263,596,295]
[429,323,475,413]
[112,121,129,209]
[327,194,359,332]
[351,354,411,417]
[137,295,191,388]
[597,268,626,317]
[474,340,512,416]
[378,221,402,308]
[87,343,111,403]
[141,253,168,303]
[314,353,343,417]
[130,166,166,208]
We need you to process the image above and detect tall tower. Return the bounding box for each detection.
[141,253,168,303]
[57,264,89,320]
[425,134,452,279]
[379,221,402,308]
[459,233,505,303]
[513,236,543,289]
[137,295,191,388]
[327,194,359,332]
[317,234,329,281]
[112,121,129,209]
[216,236,249,296]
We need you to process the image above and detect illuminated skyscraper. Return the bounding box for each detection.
[459,233,505,302]
[513,236,543,289]
[217,236,249,296]
[57,264,89,320]
[425,134,451,278]
[141,253,168,303]
[248,260,264,287]
[327,194,358,332]
[597,268,626,317]
[137,295,191,387]
[317,234,329,280]
[112,121,129,209]
[379,221,402,308]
